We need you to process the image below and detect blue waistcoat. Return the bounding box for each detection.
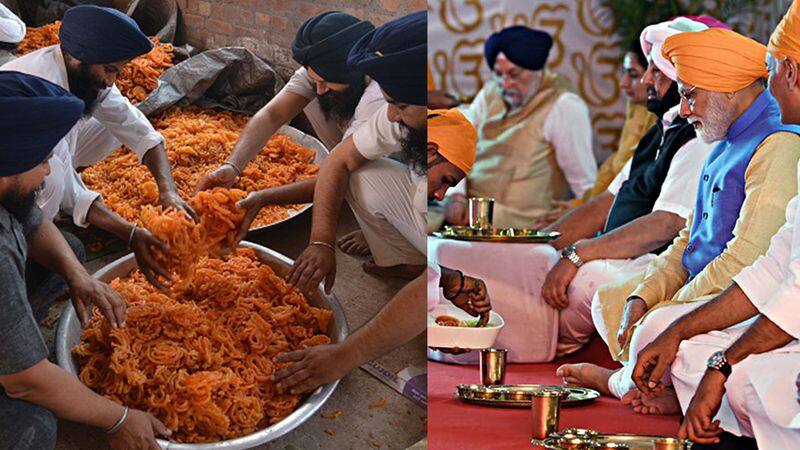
[682,91,800,278]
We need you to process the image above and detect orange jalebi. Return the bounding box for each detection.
[14,22,173,104]
[74,247,333,443]
[140,188,247,284]
[82,106,318,229]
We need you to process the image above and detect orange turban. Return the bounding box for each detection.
[427,65,435,91]
[769,0,800,61]
[428,108,477,175]
[662,28,768,92]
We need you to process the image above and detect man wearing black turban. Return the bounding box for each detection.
[2,5,194,291]
[0,71,170,450]
[442,25,597,231]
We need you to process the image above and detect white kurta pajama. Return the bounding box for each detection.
[428,115,709,364]
[347,103,426,267]
[670,185,800,449]
[1,45,163,226]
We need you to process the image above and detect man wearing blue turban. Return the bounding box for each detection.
[442,25,597,229]
[271,11,430,395]
[1,5,193,289]
[0,71,170,450]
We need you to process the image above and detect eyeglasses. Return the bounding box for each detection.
[679,85,698,113]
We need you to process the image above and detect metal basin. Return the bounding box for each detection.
[249,125,327,231]
[56,241,348,449]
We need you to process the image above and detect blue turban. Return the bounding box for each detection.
[484,26,553,71]
[0,71,84,177]
[292,11,374,85]
[347,11,426,106]
[59,5,152,64]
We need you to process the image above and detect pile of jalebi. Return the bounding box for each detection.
[14,21,61,56]
[74,247,333,443]
[14,21,173,104]
[82,106,318,228]
[140,188,247,283]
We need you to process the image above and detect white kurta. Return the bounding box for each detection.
[346,103,426,266]
[669,161,800,449]
[1,45,164,226]
[282,67,387,150]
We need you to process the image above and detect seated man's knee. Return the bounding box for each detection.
[0,399,57,450]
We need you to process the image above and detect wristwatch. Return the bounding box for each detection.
[706,350,732,378]
[561,244,584,268]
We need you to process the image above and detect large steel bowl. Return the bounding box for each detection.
[250,125,327,231]
[56,241,348,449]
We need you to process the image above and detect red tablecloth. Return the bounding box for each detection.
[428,338,681,449]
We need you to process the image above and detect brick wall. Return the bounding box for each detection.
[176,0,426,80]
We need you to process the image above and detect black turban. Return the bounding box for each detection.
[0,71,83,177]
[347,11,426,106]
[59,5,152,65]
[292,11,374,85]
[484,26,553,71]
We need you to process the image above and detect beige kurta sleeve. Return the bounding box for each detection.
[628,216,691,309]
[673,132,800,302]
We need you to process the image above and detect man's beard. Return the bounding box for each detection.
[690,94,734,143]
[0,182,41,222]
[67,62,106,116]
[318,79,367,127]
[502,75,542,111]
[646,82,680,118]
[399,122,426,176]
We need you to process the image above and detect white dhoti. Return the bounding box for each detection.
[346,157,426,267]
[671,329,800,449]
[604,301,706,398]
[427,238,655,363]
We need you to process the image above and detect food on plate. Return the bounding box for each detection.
[434,315,461,327]
[73,247,333,443]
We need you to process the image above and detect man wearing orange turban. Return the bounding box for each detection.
[637,3,800,448]
[427,108,477,200]
[561,26,800,427]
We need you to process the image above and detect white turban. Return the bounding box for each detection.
[0,4,25,45]
[639,17,708,81]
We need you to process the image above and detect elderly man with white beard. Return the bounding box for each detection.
[557,28,800,420]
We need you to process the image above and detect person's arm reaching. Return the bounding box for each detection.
[286,136,368,294]
[546,190,614,249]
[0,360,170,449]
[272,272,426,393]
[574,210,685,261]
[232,178,318,246]
[195,91,310,192]
[141,143,196,220]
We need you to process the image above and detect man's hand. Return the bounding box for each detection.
[287,244,336,294]
[678,370,726,445]
[107,408,172,450]
[272,344,352,394]
[68,274,127,329]
[158,190,198,222]
[617,297,648,350]
[446,275,491,324]
[129,227,171,292]
[194,164,239,193]
[541,258,579,310]
[443,195,468,226]
[632,328,681,394]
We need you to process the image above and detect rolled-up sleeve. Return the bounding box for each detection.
[92,86,163,160]
[544,92,597,198]
[0,243,48,375]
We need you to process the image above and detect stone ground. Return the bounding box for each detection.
[41,207,426,450]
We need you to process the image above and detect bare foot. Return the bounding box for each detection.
[362,259,425,280]
[555,363,615,396]
[337,230,371,258]
[621,388,641,406]
[628,386,681,415]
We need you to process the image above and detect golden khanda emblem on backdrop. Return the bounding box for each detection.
[430,0,625,155]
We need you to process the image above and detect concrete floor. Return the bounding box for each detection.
[43,207,426,450]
